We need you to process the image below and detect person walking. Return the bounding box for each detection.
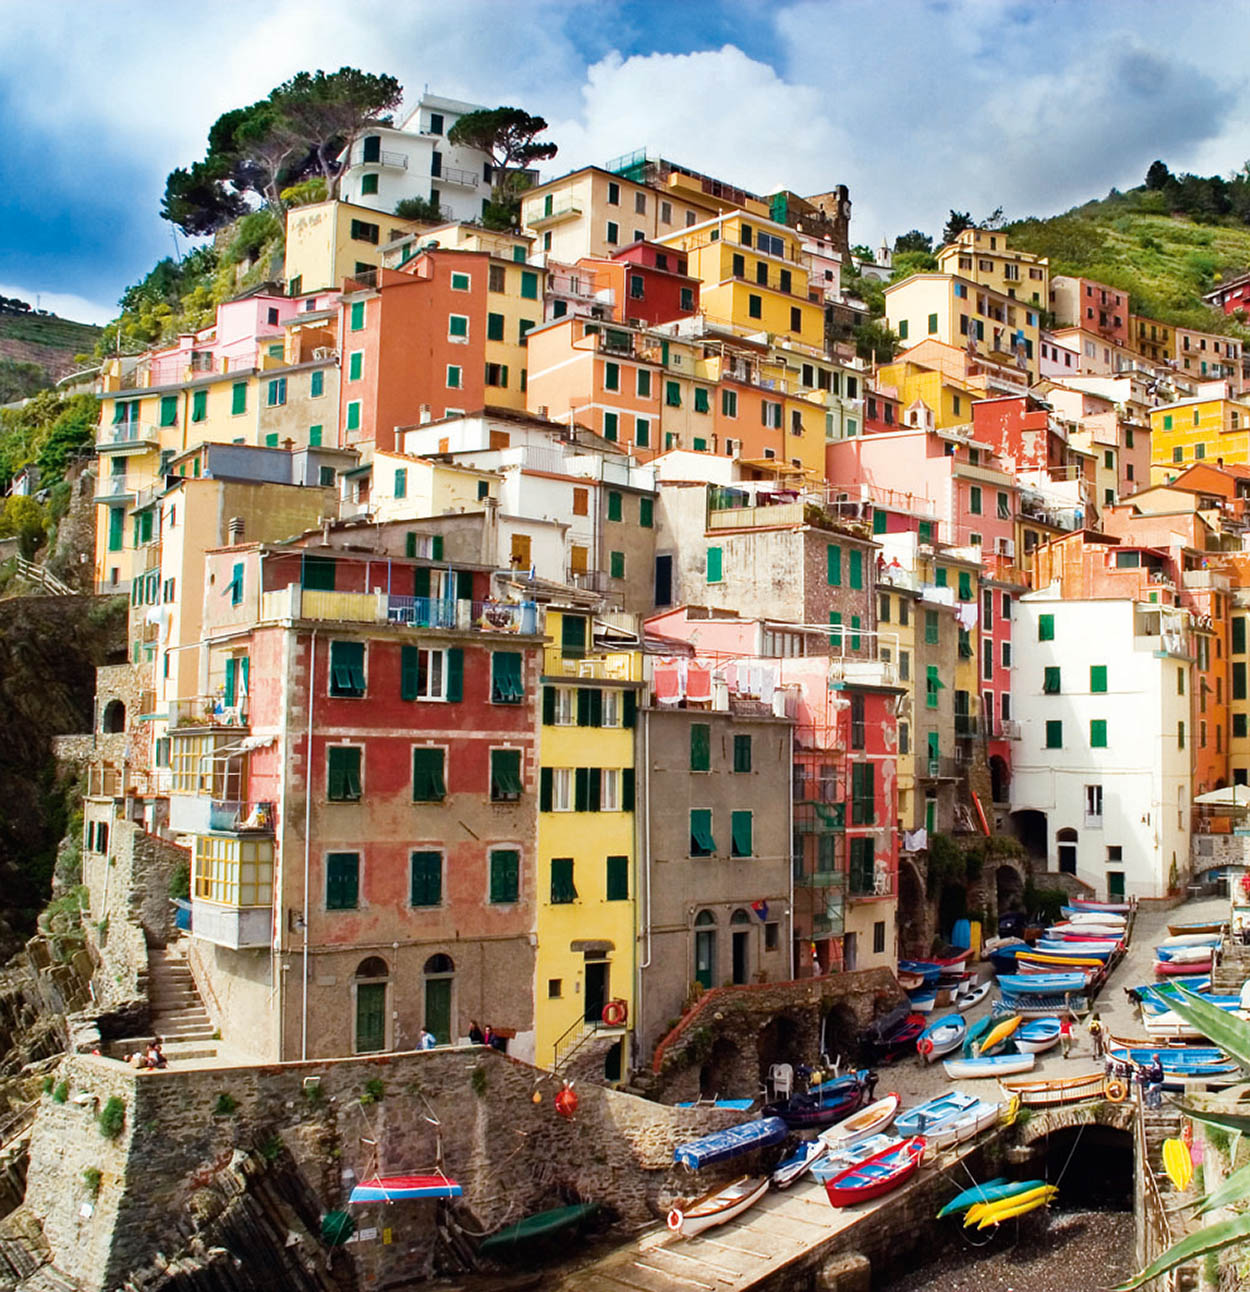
[1146,1053,1165,1109]
[1088,1012,1104,1060]
[1060,1015,1073,1058]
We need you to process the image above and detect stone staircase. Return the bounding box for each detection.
[145,942,218,1060]
[1212,942,1250,995]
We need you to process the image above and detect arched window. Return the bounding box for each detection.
[354,958,388,1054]
[101,700,126,733]
[694,910,717,992]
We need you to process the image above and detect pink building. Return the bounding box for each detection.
[1050,276,1130,350]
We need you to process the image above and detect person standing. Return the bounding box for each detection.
[1146,1054,1165,1109]
[1088,1012,1104,1059]
[1060,1015,1073,1058]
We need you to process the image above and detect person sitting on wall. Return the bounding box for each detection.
[468,1020,485,1045]
[146,1039,167,1069]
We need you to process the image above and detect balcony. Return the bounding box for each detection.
[848,863,895,900]
[95,422,160,454]
[528,202,583,229]
[94,477,136,504]
[566,568,609,593]
[799,868,846,889]
[1183,569,1231,593]
[437,165,479,189]
[920,757,962,780]
[258,586,544,635]
[542,645,643,681]
[794,802,846,833]
[954,715,979,739]
[192,833,274,951]
[169,696,249,729]
[351,144,407,169]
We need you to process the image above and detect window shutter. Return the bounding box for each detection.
[849,549,863,589]
[405,533,417,558]
[622,690,636,728]
[590,689,603,727]
[690,723,710,770]
[827,544,841,586]
[401,646,419,700]
[490,850,519,904]
[621,768,635,811]
[606,856,629,901]
[731,810,752,857]
[706,546,723,583]
[577,688,592,726]
[445,648,463,701]
[540,767,553,812]
[414,566,431,599]
[223,657,237,707]
[542,686,556,725]
[587,768,601,812]
[574,767,590,812]
[457,570,473,601]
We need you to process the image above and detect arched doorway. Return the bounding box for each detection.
[757,1014,802,1084]
[1009,809,1048,862]
[821,1004,860,1067]
[989,755,1009,805]
[101,700,126,733]
[699,1036,740,1097]
[995,863,1025,916]
[354,956,389,1054]
[730,909,751,985]
[1056,827,1078,875]
[423,953,455,1045]
[693,911,717,991]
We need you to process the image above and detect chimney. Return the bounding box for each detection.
[227,516,245,544]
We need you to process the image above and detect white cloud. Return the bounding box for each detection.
[0,285,114,328]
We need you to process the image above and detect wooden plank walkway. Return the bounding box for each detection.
[550,1134,995,1291]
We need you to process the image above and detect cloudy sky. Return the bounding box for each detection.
[3,0,1248,326]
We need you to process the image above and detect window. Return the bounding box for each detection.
[1235,714,1248,740]
[928,312,939,334]
[400,645,460,701]
[665,380,681,408]
[491,651,524,704]
[490,748,523,801]
[410,851,442,907]
[1090,719,1108,748]
[540,766,573,812]
[486,312,505,342]
[958,570,972,601]
[1178,721,1185,749]
[490,849,519,904]
[603,411,618,441]
[607,181,620,205]
[1038,613,1054,641]
[1045,720,1063,749]
[606,221,619,245]
[849,837,875,895]
[731,810,753,857]
[690,810,716,857]
[707,546,723,583]
[346,401,361,431]
[680,286,694,310]
[636,368,652,398]
[428,112,443,134]
[484,362,508,387]
[748,294,762,319]
[1090,664,1107,693]
[446,364,462,389]
[326,853,359,910]
[550,857,577,904]
[609,550,625,579]
[448,314,468,340]
[329,641,366,697]
[733,734,752,772]
[1236,663,1247,701]
[327,746,362,801]
[411,747,446,802]
[850,549,863,590]
[851,762,875,824]
[690,723,711,771]
[393,468,407,500]
[191,389,207,422]
[639,496,654,527]
[926,664,942,709]
[488,264,505,293]
[520,270,538,300]
[350,219,379,244]
[898,319,909,340]
[360,173,378,196]
[561,614,586,659]
[924,610,939,645]
[791,306,802,332]
[1043,666,1060,694]
[969,485,982,515]
[229,561,244,607]
[606,855,629,901]
[605,489,623,522]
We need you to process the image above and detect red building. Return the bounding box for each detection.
[971,394,1068,475]
[1204,271,1250,318]
[581,241,701,329]
[864,384,902,433]
[181,522,545,1061]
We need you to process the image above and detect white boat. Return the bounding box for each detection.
[1142,1010,1206,1039]
[925,1099,1001,1150]
[942,1054,1036,1079]
[667,1175,769,1238]
[1013,1018,1062,1055]
[770,1139,827,1189]
[1159,933,1222,948]
[818,1093,900,1152]
[1158,945,1218,965]
[956,982,991,1012]
[1069,911,1126,927]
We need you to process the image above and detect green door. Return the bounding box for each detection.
[425,977,452,1044]
[694,929,716,991]
[1107,871,1126,901]
[356,983,386,1053]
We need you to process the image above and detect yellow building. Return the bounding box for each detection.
[1130,314,1175,363]
[658,211,825,351]
[284,199,436,294]
[535,610,641,1077]
[1149,395,1250,479]
[874,357,978,429]
[937,228,1049,306]
[885,273,1042,384]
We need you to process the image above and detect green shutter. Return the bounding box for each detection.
[330,641,365,696]
[1043,667,1061,694]
[487,313,504,341]
[446,648,463,701]
[827,544,842,586]
[958,570,972,601]
[412,747,446,801]
[223,657,237,707]
[160,395,178,426]
[623,690,636,728]
[327,747,361,800]
[230,561,244,606]
[640,497,653,527]
[311,370,324,397]
[490,748,522,799]
[607,491,622,522]
[587,767,601,812]
[849,549,863,590]
[621,767,635,811]
[350,300,365,331]
[1235,618,1247,655]
[1038,613,1055,641]
[1045,720,1063,749]
[231,383,247,415]
[540,767,553,812]
[561,615,586,659]
[550,857,577,904]
[707,546,723,583]
[456,569,473,601]
[694,387,709,413]
[606,855,629,901]
[1090,719,1108,748]
[574,767,590,811]
[410,851,442,907]
[542,686,556,725]
[730,810,753,857]
[851,615,861,651]
[302,556,337,590]
[191,389,207,422]
[1090,665,1107,693]
[490,850,519,904]
[690,809,716,856]
[690,723,711,770]
[108,508,124,552]
[326,853,359,909]
[413,565,431,598]
[491,651,523,703]
[829,612,842,648]
[733,734,752,772]
[577,688,593,727]
[521,270,538,300]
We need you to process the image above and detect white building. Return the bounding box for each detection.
[1010,592,1192,900]
[338,92,504,225]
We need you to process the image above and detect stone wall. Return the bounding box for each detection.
[22,1046,747,1292]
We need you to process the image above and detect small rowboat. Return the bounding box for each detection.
[896,1089,980,1136]
[667,1175,768,1238]
[1038,939,1119,957]
[1142,1010,1206,1038]
[771,1139,827,1189]
[998,1070,1107,1106]
[918,1014,966,1062]
[673,1117,789,1169]
[956,981,991,1012]
[349,1174,462,1203]
[997,972,1086,994]
[819,1093,900,1152]
[943,1053,1035,1079]
[925,1099,1001,1151]
[906,986,938,1013]
[1070,897,1133,914]
[1014,1017,1062,1054]
[1155,958,1213,977]
[1106,1042,1237,1075]
[764,1073,871,1129]
[1168,920,1225,937]
[978,1014,1022,1056]
[810,1133,902,1183]
[898,960,941,985]
[1014,951,1102,972]
[478,1201,600,1253]
[1160,932,1222,948]
[823,1136,925,1207]
[1156,944,1217,964]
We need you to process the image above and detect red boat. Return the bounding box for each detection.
[1155,958,1212,976]
[823,1135,926,1207]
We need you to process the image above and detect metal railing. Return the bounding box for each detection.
[96,422,159,448]
[351,145,408,169]
[437,165,478,188]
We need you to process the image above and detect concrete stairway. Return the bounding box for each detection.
[147,942,218,1060]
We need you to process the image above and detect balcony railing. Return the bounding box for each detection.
[94,478,136,503]
[921,757,963,780]
[794,802,845,833]
[210,800,275,834]
[437,165,479,188]
[351,144,408,169]
[96,422,160,451]
[169,696,249,729]
[542,646,642,681]
[528,202,582,229]
[799,869,846,889]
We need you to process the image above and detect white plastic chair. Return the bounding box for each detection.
[768,1063,793,1101]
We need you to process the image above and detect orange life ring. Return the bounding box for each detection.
[667,1208,684,1231]
[1105,1079,1128,1103]
[602,999,628,1027]
[918,1038,933,1056]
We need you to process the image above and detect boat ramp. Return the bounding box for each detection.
[549,1130,1000,1291]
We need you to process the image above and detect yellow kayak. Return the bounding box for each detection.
[977,1192,1055,1228]
[964,1184,1057,1227]
[977,1015,1022,1056]
[1162,1138,1193,1190]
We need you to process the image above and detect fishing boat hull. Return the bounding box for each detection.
[955,982,991,1012]
[918,1015,966,1062]
[895,1090,980,1136]
[1156,944,1217,963]
[478,1202,600,1252]
[998,1071,1107,1106]
[667,1176,768,1238]
[1167,921,1225,937]
[1155,958,1213,977]
[943,1054,1035,1079]
[824,1136,925,1207]
[349,1174,463,1203]
[764,1077,869,1129]
[1013,1018,1062,1054]
[819,1093,901,1152]
[771,1139,827,1189]
[926,1100,1001,1150]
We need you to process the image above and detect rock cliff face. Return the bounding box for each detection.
[0,594,126,959]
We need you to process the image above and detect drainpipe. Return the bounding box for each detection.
[301,631,316,1061]
[787,721,795,981]
[637,705,652,1050]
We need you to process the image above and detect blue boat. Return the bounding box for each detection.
[1037,941,1117,959]
[1014,1018,1062,1054]
[673,1117,789,1170]
[937,1177,1032,1218]
[898,960,942,985]
[674,1098,756,1110]
[997,972,1086,994]
[896,1090,980,1136]
[1141,990,1237,1016]
[988,943,1026,975]
[917,1014,967,1062]
[906,985,938,1013]
[1107,1043,1236,1073]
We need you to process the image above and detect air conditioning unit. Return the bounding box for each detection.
[627,318,643,328]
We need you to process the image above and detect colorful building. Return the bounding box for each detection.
[1149,394,1250,476]
[937,228,1049,307]
[1049,275,1130,350]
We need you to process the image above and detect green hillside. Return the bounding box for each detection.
[0,311,101,398]
[1005,188,1250,333]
